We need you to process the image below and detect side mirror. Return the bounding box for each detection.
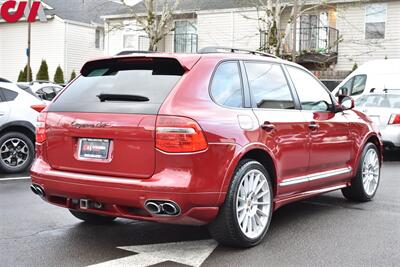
[340,96,355,110]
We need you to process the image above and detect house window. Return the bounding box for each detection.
[95,28,104,49]
[174,21,197,53]
[138,36,150,51]
[123,34,136,49]
[365,4,386,39]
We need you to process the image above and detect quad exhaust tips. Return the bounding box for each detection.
[145,200,180,216]
[30,184,45,197]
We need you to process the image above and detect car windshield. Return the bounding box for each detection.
[355,94,400,108]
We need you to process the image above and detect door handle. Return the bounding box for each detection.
[261,122,276,131]
[309,122,319,130]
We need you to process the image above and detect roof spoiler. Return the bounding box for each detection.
[81,55,201,76]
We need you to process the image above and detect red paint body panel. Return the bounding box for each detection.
[45,112,156,178]
[31,53,382,225]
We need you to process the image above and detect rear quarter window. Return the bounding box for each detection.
[48,58,184,114]
[210,61,244,108]
[0,88,18,102]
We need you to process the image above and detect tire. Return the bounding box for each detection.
[69,209,116,224]
[342,142,381,202]
[0,132,35,174]
[209,160,273,247]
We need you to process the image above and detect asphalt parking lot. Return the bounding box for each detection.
[1,152,399,267]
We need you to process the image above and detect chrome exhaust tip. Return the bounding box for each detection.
[30,184,45,197]
[144,200,181,216]
[161,202,179,215]
[30,185,38,195]
[35,186,44,197]
[145,201,162,214]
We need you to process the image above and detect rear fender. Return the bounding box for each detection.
[217,143,277,205]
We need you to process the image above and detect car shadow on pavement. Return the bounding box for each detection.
[383,150,400,162]
[60,193,357,261]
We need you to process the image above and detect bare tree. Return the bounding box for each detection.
[118,0,180,51]
[235,0,329,58]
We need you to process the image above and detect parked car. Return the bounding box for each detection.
[355,91,400,150]
[18,82,63,101]
[115,50,154,56]
[332,59,400,99]
[0,77,11,83]
[0,81,43,173]
[30,49,382,248]
[321,79,341,92]
[30,83,64,101]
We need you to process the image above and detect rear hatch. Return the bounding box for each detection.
[45,57,186,178]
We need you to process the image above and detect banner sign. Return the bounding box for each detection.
[0,1,47,23]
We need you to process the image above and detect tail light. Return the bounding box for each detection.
[36,113,47,143]
[31,104,46,113]
[156,116,208,153]
[389,114,400,125]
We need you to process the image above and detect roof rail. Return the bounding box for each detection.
[198,47,278,59]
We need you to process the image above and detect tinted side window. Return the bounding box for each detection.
[0,88,18,102]
[245,62,295,109]
[351,75,367,96]
[287,66,333,111]
[210,62,243,108]
[339,78,354,96]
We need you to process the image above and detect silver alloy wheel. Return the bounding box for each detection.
[236,169,271,239]
[0,138,30,168]
[361,148,380,196]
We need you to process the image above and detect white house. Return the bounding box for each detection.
[0,0,126,82]
[103,0,400,73]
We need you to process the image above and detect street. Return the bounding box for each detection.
[1,152,399,267]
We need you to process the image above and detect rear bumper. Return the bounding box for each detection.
[30,159,221,225]
[380,126,400,148]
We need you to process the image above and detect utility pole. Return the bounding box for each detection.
[291,0,298,62]
[27,0,32,82]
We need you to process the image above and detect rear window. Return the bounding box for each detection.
[48,58,184,114]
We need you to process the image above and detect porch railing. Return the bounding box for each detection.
[262,27,339,54]
[298,27,339,53]
[174,33,198,53]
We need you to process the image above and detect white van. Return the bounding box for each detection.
[332,59,400,99]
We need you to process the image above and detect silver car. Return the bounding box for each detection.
[355,92,400,149]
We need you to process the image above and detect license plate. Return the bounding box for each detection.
[78,138,110,160]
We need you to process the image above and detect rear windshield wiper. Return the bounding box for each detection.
[96,93,149,102]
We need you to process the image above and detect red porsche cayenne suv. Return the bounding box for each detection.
[30,48,382,247]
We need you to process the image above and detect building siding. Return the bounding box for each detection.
[0,18,65,82]
[336,1,400,70]
[105,20,147,55]
[65,22,104,81]
[197,10,260,51]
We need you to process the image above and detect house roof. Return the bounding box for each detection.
[103,0,348,19]
[42,0,128,24]
[129,0,251,13]
[104,0,256,17]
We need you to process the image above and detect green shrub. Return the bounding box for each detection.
[17,70,25,82]
[69,70,77,82]
[352,63,358,72]
[54,66,65,84]
[36,60,49,81]
[18,65,33,82]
